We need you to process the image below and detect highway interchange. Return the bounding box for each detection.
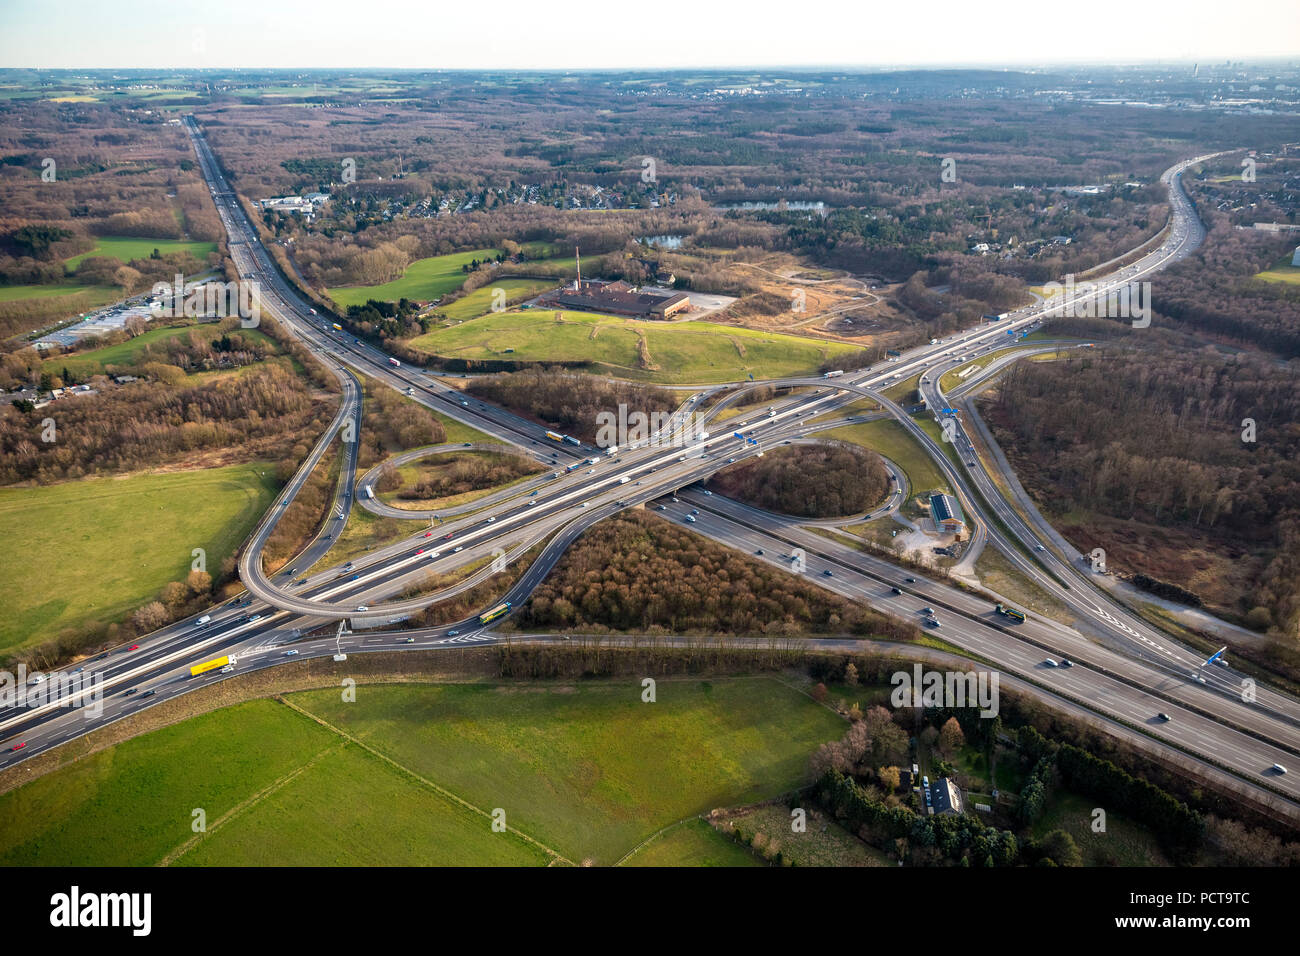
[4,129,1299,822]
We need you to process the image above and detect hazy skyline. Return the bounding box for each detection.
[2,0,1298,71]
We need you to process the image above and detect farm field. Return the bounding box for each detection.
[0,700,336,867]
[0,677,845,865]
[0,462,278,657]
[63,236,218,271]
[294,678,845,864]
[178,737,549,867]
[327,248,500,308]
[408,308,862,384]
[622,818,763,867]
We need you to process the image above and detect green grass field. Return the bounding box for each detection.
[64,236,217,271]
[622,818,763,867]
[1031,790,1168,866]
[408,309,861,384]
[0,283,115,304]
[327,248,500,308]
[818,418,950,496]
[178,737,549,866]
[430,408,495,445]
[0,463,278,656]
[293,679,843,864]
[0,678,844,865]
[433,278,556,321]
[0,700,337,866]
[1255,254,1300,286]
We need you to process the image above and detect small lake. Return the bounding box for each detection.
[638,235,684,249]
[714,201,827,211]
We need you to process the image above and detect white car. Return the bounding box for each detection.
[355,605,369,612]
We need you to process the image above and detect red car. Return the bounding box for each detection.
[444,532,454,539]
[424,531,433,538]
[128,644,139,651]
[10,742,25,752]
[416,548,425,555]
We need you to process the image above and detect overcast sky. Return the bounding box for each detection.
[2,0,1298,70]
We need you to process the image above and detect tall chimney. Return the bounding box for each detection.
[575,245,581,289]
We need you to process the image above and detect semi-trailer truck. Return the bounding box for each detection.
[995,603,1026,623]
[190,656,232,678]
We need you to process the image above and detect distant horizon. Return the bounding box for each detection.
[4,58,1300,75]
[2,0,1297,72]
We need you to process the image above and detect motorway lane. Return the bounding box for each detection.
[676,488,1300,754]
[7,125,1279,801]
[652,495,1300,808]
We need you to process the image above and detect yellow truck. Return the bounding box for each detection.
[189,655,232,678]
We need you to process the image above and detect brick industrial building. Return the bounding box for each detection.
[546,278,690,319]
[540,247,691,319]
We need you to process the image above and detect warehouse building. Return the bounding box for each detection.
[929,493,965,534]
[547,278,691,319]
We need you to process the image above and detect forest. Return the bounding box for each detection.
[0,362,331,486]
[515,511,921,640]
[983,347,1300,648]
[706,443,890,519]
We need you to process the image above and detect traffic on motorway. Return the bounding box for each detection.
[5,132,1297,824]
